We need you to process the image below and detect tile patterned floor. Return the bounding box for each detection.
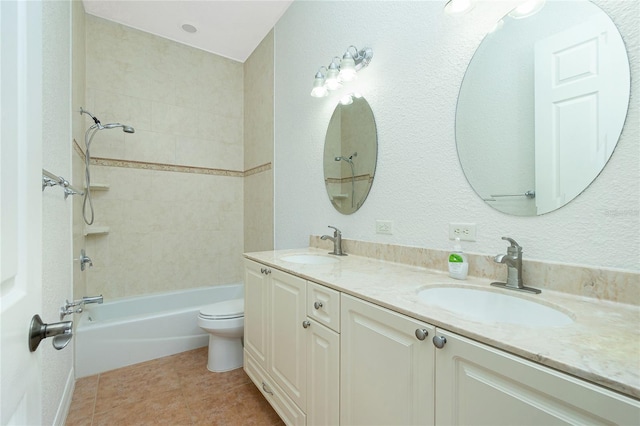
[65,347,284,426]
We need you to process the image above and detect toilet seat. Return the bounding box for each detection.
[199,298,244,320]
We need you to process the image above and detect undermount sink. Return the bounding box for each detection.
[280,254,340,265]
[417,286,573,327]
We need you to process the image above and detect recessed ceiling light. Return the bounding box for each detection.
[181,23,197,33]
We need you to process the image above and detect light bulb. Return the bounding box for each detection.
[444,0,475,16]
[339,51,357,82]
[310,70,328,98]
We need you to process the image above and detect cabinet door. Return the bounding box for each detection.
[269,269,307,411]
[306,319,340,426]
[244,259,269,368]
[341,294,435,426]
[435,329,640,425]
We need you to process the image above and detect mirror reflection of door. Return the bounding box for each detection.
[534,15,628,214]
[323,96,378,215]
[455,0,630,216]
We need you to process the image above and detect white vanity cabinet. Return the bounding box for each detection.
[245,258,639,426]
[244,259,307,425]
[244,260,341,426]
[340,294,436,425]
[433,328,640,425]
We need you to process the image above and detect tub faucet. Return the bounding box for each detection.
[83,295,104,305]
[60,295,103,319]
[491,237,541,294]
[321,226,347,256]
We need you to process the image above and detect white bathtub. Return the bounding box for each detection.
[75,283,243,378]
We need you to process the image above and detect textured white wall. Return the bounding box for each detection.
[42,1,74,423]
[274,0,639,271]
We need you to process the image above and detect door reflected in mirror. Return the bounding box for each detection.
[456,0,630,216]
[323,95,377,215]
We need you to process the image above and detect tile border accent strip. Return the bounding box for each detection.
[73,139,271,177]
[309,236,640,306]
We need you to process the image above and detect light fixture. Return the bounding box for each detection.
[444,0,476,16]
[509,0,546,19]
[325,58,342,91]
[181,23,197,33]
[310,67,328,98]
[310,46,373,98]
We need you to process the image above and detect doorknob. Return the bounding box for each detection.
[28,314,73,352]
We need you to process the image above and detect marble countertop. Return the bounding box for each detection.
[245,247,640,400]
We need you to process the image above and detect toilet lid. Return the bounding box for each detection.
[200,298,244,319]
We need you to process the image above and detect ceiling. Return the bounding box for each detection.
[82,0,293,62]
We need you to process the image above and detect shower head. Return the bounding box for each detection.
[103,123,135,133]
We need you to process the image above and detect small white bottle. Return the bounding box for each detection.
[448,238,468,280]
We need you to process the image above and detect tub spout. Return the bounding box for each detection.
[83,295,103,305]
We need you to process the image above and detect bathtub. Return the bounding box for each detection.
[75,283,243,378]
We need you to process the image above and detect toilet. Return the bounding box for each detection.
[197,298,244,372]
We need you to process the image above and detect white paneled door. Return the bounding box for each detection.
[534,15,628,214]
[1,0,44,424]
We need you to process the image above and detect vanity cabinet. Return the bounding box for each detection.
[434,329,640,425]
[340,294,436,425]
[244,260,340,426]
[246,258,639,426]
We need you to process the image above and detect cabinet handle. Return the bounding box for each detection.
[260,268,271,275]
[261,381,274,395]
[415,328,429,341]
[432,335,447,349]
[314,301,323,310]
[302,320,311,329]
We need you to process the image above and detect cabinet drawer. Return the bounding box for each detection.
[244,350,306,426]
[307,281,340,332]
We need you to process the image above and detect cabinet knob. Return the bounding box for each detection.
[314,301,323,310]
[302,320,311,329]
[415,328,429,341]
[261,381,274,396]
[432,335,447,349]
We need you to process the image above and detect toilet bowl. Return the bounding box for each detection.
[197,298,244,372]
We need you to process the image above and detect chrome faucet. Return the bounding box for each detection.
[80,249,93,271]
[60,295,103,319]
[321,226,347,256]
[491,237,541,294]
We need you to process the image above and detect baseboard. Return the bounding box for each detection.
[53,368,75,426]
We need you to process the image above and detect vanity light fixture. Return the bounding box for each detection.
[310,67,329,98]
[444,0,476,16]
[325,58,343,91]
[310,46,373,97]
[509,0,546,19]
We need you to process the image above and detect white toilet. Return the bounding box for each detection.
[197,298,244,372]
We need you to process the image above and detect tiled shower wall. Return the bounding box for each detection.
[244,31,274,253]
[79,15,250,299]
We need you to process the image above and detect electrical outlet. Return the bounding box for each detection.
[376,220,393,235]
[449,223,476,241]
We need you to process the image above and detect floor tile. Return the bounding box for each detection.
[66,348,282,426]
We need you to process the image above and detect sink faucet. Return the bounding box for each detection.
[490,237,541,294]
[321,226,347,256]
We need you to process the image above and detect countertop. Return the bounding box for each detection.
[244,247,640,400]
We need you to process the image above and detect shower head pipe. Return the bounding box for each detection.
[80,107,135,133]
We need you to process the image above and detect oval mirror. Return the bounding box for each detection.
[323,95,378,214]
[456,0,630,216]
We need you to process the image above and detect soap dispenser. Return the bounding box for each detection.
[448,237,468,280]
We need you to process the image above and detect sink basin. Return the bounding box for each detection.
[280,254,340,265]
[417,287,573,327]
